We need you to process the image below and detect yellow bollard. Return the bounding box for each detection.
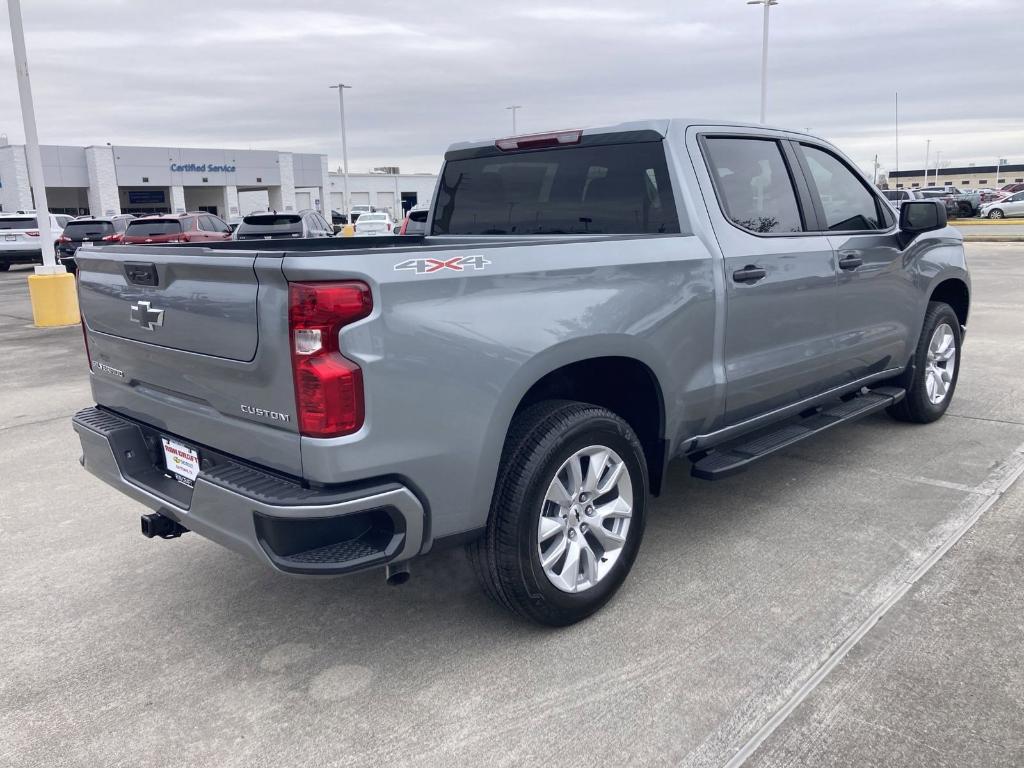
[27,272,79,327]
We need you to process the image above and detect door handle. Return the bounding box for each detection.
[732,265,767,283]
[838,251,863,270]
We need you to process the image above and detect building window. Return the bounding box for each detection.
[961,180,970,185]
[896,184,904,189]
[202,177,209,183]
[142,177,149,183]
[912,183,920,188]
[927,182,935,187]
[256,177,262,183]
[997,178,1006,184]
[978,180,987,185]
[1016,178,1024,183]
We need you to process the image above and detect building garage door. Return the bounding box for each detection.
[350,192,370,208]
[295,192,311,210]
[376,192,395,214]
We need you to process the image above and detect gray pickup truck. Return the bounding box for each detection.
[73,119,969,626]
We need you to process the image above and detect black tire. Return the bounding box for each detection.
[887,302,962,423]
[957,201,973,218]
[989,208,1004,219]
[467,400,648,626]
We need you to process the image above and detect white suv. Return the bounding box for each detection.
[0,211,64,271]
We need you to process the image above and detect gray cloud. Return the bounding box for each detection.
[0,0,1020,176]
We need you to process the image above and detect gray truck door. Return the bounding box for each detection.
[791,141,915,385]
[699,134,841,424]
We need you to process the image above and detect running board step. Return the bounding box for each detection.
[690,386,906,480]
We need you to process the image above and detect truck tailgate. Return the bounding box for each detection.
[78,252,259,361]
[77,248,302,477]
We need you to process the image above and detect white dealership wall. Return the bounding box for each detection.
[326,172,438,216]
[0,143,330,219]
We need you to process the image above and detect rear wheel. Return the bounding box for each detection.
[888,302,962,423]
[467,400,648,626]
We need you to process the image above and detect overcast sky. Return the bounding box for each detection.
[1,0,1020,177]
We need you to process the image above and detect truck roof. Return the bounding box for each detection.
[445,118,814,155]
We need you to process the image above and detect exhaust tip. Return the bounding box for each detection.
[385,562,411,586]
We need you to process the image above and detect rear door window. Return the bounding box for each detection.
[798,144,887,231]
[703,137,804,234]
[431,141,680,235]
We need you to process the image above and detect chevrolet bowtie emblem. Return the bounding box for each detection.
[130,300,165,331]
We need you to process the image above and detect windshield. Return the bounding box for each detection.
[0,217,37,230]
[432,140,680,235]
[63,221,115,239]
[126,220,183,236]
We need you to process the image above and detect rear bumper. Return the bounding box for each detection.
[0,246,42,263]
[72,406,425,575]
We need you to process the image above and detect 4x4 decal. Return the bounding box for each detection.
[394,254,491,274]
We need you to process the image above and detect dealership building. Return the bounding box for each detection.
[0,141,438,219]
[888,162,1024,189]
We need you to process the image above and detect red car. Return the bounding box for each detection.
[122,212,232,245]
[1000,182,1024,194]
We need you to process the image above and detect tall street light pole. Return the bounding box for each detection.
[505,105,522,134]
[7,0,55,269]
[747,0,778,124]
[924,139,931,187]
[330,83,352,217]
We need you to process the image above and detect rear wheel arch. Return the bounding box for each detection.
[512,356,668,496]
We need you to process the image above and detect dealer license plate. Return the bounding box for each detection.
[161,437,200,487]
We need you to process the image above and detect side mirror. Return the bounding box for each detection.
[899,199,946,236]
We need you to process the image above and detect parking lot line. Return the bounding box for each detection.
[723,441,1024,768]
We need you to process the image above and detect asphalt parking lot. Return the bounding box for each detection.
[2,243,1023,767]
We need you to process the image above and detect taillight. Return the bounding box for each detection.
[58,235,71,243]
[288,281,372,437]
[26,230,40,237]
[101,233,123,242]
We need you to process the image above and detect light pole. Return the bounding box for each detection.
[924,139,931,187]
[329,83,352,217]
[7,0,55,270]
[994,157,1005,188]
[934,150,942,187]
[747,0,778,124]
[505,105,522,134]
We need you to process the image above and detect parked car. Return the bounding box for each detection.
[1000,182,1024,194]
[233,210,335,240]
[353,211,394,235]
[73,119,969,626]
[882,189,958,218]
[912,187,981,218]
[0,211,65,271]
[981,190,1024,219]
[972,188,1010,205]
[54,214,74,230]
[330,209,349,226]
[348,204,375,223]
[56,215,135,273]
[122,212,232,245]
[397,204,429,235]
[226,216,244,233]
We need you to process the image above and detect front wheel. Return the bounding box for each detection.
[467,400,648,626]
[988,208,1004,219]
[888,302,962,423]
